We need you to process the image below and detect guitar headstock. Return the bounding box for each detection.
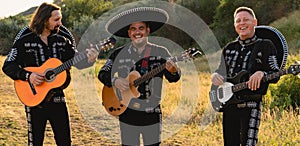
[185,47,202,59]
[175,48,202,62]
[287,63,300,75]
[95,37,116,52]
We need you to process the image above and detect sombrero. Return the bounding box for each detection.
[106,7,169,38]
[255,25,288,69]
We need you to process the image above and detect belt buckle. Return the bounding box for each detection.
[237,103,246,108]
[53,96,65,103]
[132,102,141,109]
[145,107,154,113]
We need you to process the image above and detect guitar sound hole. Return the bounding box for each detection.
[45,70,56,81]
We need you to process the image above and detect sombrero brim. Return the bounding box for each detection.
[106,7,169,38]
[255,25,288,69]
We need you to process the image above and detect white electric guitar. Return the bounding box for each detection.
[209,64,300,112]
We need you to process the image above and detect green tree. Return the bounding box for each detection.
[171,0,219,25]
[60,0,113,30]
[72,15,95,41]
[0,16,28,55]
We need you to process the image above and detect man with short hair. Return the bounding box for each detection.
[98,7,181,146]
[211,6,281,146]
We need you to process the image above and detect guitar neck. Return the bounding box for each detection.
[53,53,88,75]
[130,48,200,87]
[133,63,167,87]
[133,56,183,87]
[232,70,287,93]
[52,37,115,76]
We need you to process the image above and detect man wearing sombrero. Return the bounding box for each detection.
[211,6,287,146]
[98,7,181,145]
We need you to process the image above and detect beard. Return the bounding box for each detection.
[50,25,60,34]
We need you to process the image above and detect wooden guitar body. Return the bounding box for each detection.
[102,71,141,116]
[14,58,67,107]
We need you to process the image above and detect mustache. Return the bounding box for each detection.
[54,25,60,29]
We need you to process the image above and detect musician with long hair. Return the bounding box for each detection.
[2,2,98,145]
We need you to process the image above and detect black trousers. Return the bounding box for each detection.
[120,121,161,146]
[223,100,262,146]
[25,102,71,146]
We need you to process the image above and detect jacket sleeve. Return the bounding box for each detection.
[250,39,280,84]
[2,40,31,81]
[98,58,114,87]
[97,49,120,87]
[262,39,280,83]
[162,48,181,83]
[164,70,181,83]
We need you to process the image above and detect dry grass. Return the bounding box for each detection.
[1,56,300,145]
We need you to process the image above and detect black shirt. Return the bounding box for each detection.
[98,42,181,125]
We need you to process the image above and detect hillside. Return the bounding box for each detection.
[17,6,37,17]
[270,9,300,54]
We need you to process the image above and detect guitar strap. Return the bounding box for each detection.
[141,46,151,75]
[140,46,151,99]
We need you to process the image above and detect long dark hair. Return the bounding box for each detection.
[29,2,61,35]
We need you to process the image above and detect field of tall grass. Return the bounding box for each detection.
[1,55,300,145]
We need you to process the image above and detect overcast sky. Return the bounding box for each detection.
[0,0,53,18]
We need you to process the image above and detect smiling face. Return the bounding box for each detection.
[234,10,257,40]
[128,22,150,48]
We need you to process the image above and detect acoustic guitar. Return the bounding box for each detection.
[102,48,201,116]
[14,37,116,107]
[209,64,300,112]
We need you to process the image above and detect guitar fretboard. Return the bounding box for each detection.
[53,53,87,75]
[133,63,167,87]
[132,56,183,87]
[51,37,115,76]
[232,70,286,93]
[131,47,200,87]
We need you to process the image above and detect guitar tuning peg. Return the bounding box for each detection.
[110,44,115,49]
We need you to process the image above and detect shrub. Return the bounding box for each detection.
[265,54,300,111]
